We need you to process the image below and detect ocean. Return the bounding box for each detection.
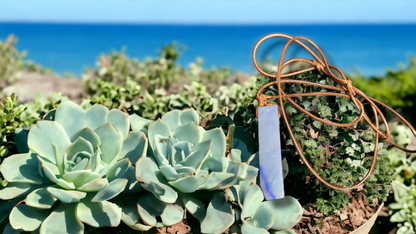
[0,23,415,77]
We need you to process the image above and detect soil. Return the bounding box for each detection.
[293,192,380,234]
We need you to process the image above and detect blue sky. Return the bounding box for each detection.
[1,0,416,24]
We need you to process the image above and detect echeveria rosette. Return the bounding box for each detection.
[125,109,258,228]
[0,101,147,233]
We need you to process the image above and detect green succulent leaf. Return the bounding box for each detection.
[137,193,183,227]
[130,114,153,132]
[70,127,101,150]
[107,109,129,139]
[181,193,206,222]
[241,182,264,221]
[148,119,172,150]
[266,196,303,230]
[65,137,94,161]
[40,203,84,234]
[38,156,75,190]
[10,204,51,232]
[77,200,122,227]
[62,170,101,188]
[28,121,71,163]
[120,131,148,165]
[202,128,226,157]
[94,123,124,164]
[161,110,182,131]
[0,153,48,184]
[0,199,21,223]
[0,183,36,200]
[91,178,128,202]
[181,140,211,170]
[77,178,108,192]
[179,109,199,126]
[241,222,269,234]
[47,187,87,203]
[198,172,235,190]
[200,192,234,234]
[172,122,200,146]
[26,187,57,209]
[168,174,208,193]
[15,128,29,154]
[115,195,152,231]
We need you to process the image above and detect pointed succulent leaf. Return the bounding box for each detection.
[28,121,71,163]
[173,122,200,146]
[179,109,199,126]
[181,193,206,222]
[107,109,129,139]
[52,144,64,176]
[266,196,303,230]
[130,114,153,132]
[390,209,407,222]
[169,174,208,193]
[10,204,51,232]
[77,178,108,192]
[84,104,109,130]
[62,170,101,188]
[137,193,183,227]
[159,165,181,181]
[241,222,269,234]
[229,149,242,163]
[40,203,84,234]
[251,202,274,229]
[118,197,152,231]
[148,119,172,150]
[94,123,124,164]
[54,101,92,138]
[241,182,264,220]
[173,141,192,161]
[26,188,57,209]
[201,192,234,233]
[91,178,128,202]
[161,110,181,131]
[135,157,160,183]
[0,153,48,184]
[77,200,122,227]
[106,159,131,182]
[37,156,75,190]
[202,128,226,157]
[71,157,90,171]
[0,183,36,200]
[198,172,236,190]
[70,127,101,149]
[181,140,211,169]
[65,137,94,160]
[47,187,87,203]
[154,134,174,166]
[141,182,178,204]
[120,131,147,165]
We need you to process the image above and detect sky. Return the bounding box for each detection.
[1,0,416,25]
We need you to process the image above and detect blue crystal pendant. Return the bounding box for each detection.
[258,105,285,200]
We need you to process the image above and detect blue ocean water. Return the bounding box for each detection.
[0,23,415,77]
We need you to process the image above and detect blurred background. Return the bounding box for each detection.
[1,0,415,77]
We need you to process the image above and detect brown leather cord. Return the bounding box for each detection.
[253,34,416,191]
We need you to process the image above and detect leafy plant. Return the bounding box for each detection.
[235,69,393,216]
[385,121,416,233]
[0,101,146,233]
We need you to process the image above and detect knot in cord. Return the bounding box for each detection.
[253,33,416,191]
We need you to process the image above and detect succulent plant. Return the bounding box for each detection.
[122,108,259,229]
[225,180,303,234]
[0,101,147,233]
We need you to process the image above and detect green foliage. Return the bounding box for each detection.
[350,57,416,124]
[0,94,26,187]
[385,121,416,233]
[236,69,393,216]
[0,35,52,88]
[84,45,257,120]
[0,35,25,86]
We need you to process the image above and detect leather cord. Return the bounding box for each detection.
[253,33,416,191]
